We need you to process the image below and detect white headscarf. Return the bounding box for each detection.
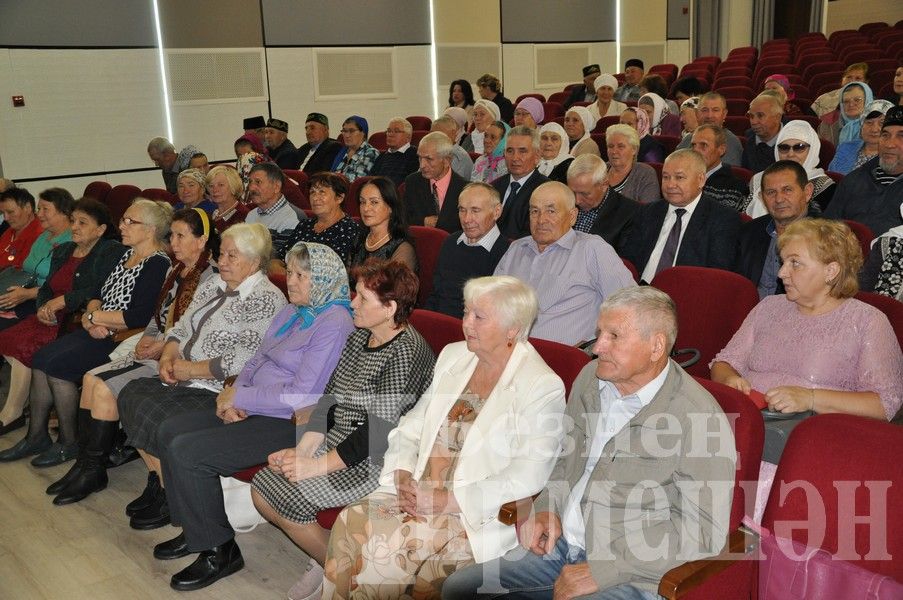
[639,92,670,134]
[443,107,468,143]
[566,106,596,157]
[537,122,571,176]
[471,100,501,156]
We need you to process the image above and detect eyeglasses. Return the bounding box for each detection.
[514,110,531,117]
[120,217,144,226]
[777,143,810,153]
[340,128,361,135]
[842,97,865,107]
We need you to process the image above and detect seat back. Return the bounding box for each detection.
[408,308,464,356]
[406,115,432,131]
[281,176,309,211]
[650,266,759,378]
[529,338,591,398]
[141,188,176,205]
[855,291,903,352]
[105,184,142,223]
[83,181,112,203]
[409,225,449,306]
[843,219,874,261]
[368,131,388,152]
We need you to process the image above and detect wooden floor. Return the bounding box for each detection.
[0,363,307,600]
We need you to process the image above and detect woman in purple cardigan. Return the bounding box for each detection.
[147,242,354,589]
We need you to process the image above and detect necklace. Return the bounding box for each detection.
[365,231,390,251]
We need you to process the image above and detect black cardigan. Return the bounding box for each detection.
[36,238,127,312]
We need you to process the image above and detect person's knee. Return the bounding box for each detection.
[442,564,482,599]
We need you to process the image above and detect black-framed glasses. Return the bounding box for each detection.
[119,217,145,226]
[777,143,810,153]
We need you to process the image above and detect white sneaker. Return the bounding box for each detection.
[287,560,324,600]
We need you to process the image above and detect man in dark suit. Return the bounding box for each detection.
[567,154,638,254]
[403,131,467,233]
[742,94,784,174]
[691,124,749,212]
[263,118,299,170]
[370,117,419,185]
[623,149,741,283]
[736,160,818,298]
[562,63,601,110]
[295,112,342,175]
[493,125,549,239]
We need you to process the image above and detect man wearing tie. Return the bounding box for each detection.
[403,131,467,232]
[623,149,740,283]
[493,125,549,239]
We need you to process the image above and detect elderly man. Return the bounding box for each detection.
[736,160,819,298]
[188,153,210,175]
[263,118,299,170]
[494,181,635,345]
[676,92,743,166]
[493,125,549,239]
[563,64,602,110]
[243,163,300,233]
[614,59,645,102]
[443,286,736,600]
[296,113,342,174]
[403,131,467,232]
[370,117,420,185]
[567,154,638,253]
[424,183,510,318]
[742,94,784,174]
[824,105,903,236]
[147,137,201,194]
[242,116,266,137]
[430,116,475,180]
[623,149,740,283]
[691,124,749,212]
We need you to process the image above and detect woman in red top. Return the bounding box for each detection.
[0,187,44,269]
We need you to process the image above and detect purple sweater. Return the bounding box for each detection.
[232,303,354,419]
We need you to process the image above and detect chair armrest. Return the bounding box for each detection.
[112,327,145,343]
[657,528,758,600]
[498,496,537,526]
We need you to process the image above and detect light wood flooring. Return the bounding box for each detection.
[0,363,308,600]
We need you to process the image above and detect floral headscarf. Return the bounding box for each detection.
[276,242,351,336]
[639,92,670,134]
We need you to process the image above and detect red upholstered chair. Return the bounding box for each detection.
[730,166,753,184]
[725,98,751,117]
[368,131,388,152]
[591,115,621,135]
[621,258,639,282]
[283,169,309,196]
[409,225,449,307]
[542,101,564,121]
[843,219,874,261]
[141,188,176,205]
[724,116,751,137]
[653,135,681,157]
[105,184,141,224]
[547,91,570,106]
[411,131,429,146]
[590,134,607,160]
[650,266,759,378]
[515,93,546,104]
[406,116,432,131]
[281,176,309,211]
[529,338,591,397]
[563,83,583,92]
[83,181,112,203]
[268,272,288,297]
[715,86,754,101]
[855,291,903,352]
[648,162,663,186]
[408,309,465,356]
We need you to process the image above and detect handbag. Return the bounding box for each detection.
[220,476,267,533]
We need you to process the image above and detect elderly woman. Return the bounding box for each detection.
[45,208,218,504]
[861,204,903,300]
[564,106,600,157]
[0,199,123,437]
[0,200,172,465]
[746,120,835,218]
[620,107,665,164]
[349,177,416,273]
[0,187,44,270]
[272,172,361,267]
[604,124,662,203]
[234,132,267,159]
[448,80,476,123]
[679,96,700,139]
[638,92,682,137]
[711,219,903,520]
[818,81,874,147]
[640,74,679,115]
[536,122,573,183]
[463,100,500,155]
[174,168,215,214]
[136,243,356,592]
[323,276,566,599]
[673,76,705,105]
[763,74,808,116]
[251,259,436,600]
[206,165,250,232]
[513,98,544,129]
[331,116,380,182]
[588,73,627,121]
[443,107,470,148]
[114,223,286,530]
[829,99,894,174]
[470,121,509,184]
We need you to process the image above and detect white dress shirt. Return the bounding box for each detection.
[640,194,703,284]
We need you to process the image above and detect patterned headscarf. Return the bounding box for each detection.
[639,92,670,134]
[237,152,270,199]
[276,242,351,336]
[632,106,651,139]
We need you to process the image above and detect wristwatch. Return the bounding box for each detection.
[86,311,95,323]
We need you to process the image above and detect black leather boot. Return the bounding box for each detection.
[106,427,139,468]
[126,471,161,516]
[153,531,191,560]
[52,418,117,506]
[129,487,170,530]
[170,538,244,591]
[46,408,92,495]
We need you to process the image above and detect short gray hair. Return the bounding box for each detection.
[567,154,607,185]
[463,276,538,342]
[461,181,501,207]
[664,148,707,175]
[131,199,174,243]
[694,123,726,147]
[285,241,311,272]
[147,137,174,154]
[533,180,576,210]
[605,124,640,151]
[750,93,784,115]
[600,286,678,349]
[507,125,540,152]
[388,117,413,136]
[221,222,272,271]
[419,131,453,159]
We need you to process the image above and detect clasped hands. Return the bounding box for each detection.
[266,447,324,483]
[723,375,814,413]
[517,511,599,600]
[392,470,457,517]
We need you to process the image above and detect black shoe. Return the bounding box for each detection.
[46,408,93,495]
[126,471,161,516]
[46,460,85,495]
[31,442,78,468]
[106,444,139,468]
[52,418,118,505]
[0,435,52,462]
[170,539,243,591]
[154,532,191,560]
[129,489,170,530]
[0,415,26,436]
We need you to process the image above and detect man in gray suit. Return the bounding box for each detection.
[443,286,736,600]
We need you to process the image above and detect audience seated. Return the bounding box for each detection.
[861,203,903,300]
[263,118,300,170]
[763,74,811,116]
[742,93,785,173]
[0,187,53,275]
[587,73,628,121]
[188,152,209,174]
[470,120,510,184]
[639,92,682,137]
[447,79,475,124]
[250,259,435,599]
[173,168,215,214]
[349,177,417,274]
[494,181,635,345]
[692,124,750,211]
[297,113,342,174]
[206,165,251,232]
[564,106,600,157]
[620,107,666,163]
[244,163,301,234]
[623,149,740,283]
[818,81,873,147]
[562,63,601,110]
[811,62,869,117]
[513,97,544,128]
[614,58,645,102]
[493,126,549,239]
[371,117,421,185]
[476,73,514,123]
[673,75,705,105]
[242,115,266,138]
[147,137,201,194]
[567,154,638,253]
[462,99,500,155]
[443,106,471,149]
[604,124,662,203]
[430,116,475,181]
[404,131,467,232]
[424,183,509,318]
[536,122,573,183]
[829,99,893,174]
[887,65,903,106]
[676,92,744,166]
[444,286,736,600]
[678,96,700,139]
[330,116,379,182]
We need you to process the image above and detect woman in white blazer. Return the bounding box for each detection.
[321,276,566,599]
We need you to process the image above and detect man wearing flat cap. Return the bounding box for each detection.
[563,64,602,110]
[296,112,343,175]
[264,118,300,170]
[614,58,645,102]
[243,116,266,137]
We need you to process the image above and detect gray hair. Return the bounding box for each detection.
[131,198,174,243]
[463,276,538,342]
[533,180,576,210]
[693,123,727,147]
[605,124,640,151]
[664,148,707,175]
[285,241,311,272]
[221,222,272,271]
[750,93,784,115]
[461,181,501,207]
[699,91,726,107]
[249,162,285,185]
[567,154,608,185]
[431,115,458,138]
[419,131,454,159]
[507,125,540,152]
[147,137,174,154]
[206,165,244,200]
[388,117,413,136]
[600,286,678,349]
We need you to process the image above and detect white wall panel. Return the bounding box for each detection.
[665,40,691,69]
[501,43,617,98]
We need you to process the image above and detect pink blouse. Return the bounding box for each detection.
[712,295,903,420]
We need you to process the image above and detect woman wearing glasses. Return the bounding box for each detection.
[0,199,171,466]
[817,81,874,147]
[331,116,380,182]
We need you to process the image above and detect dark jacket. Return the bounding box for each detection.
[562,85,594,110]
[622,194,741,281]
[492,93,515,123]
[824,156,903,236]
[270,139,300,170]
[493,170,550,239]
[741,132,777,173]
[36,238,127,311]
[403,169,468,233]
[371,146,420,186]
[297,138,342,175]
[424,231,510,318]
[587,189,639,254]
[704,163,750,212]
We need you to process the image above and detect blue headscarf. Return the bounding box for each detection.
[837,82,874,145]
[489,120,511,159]
[276,242,351,336]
